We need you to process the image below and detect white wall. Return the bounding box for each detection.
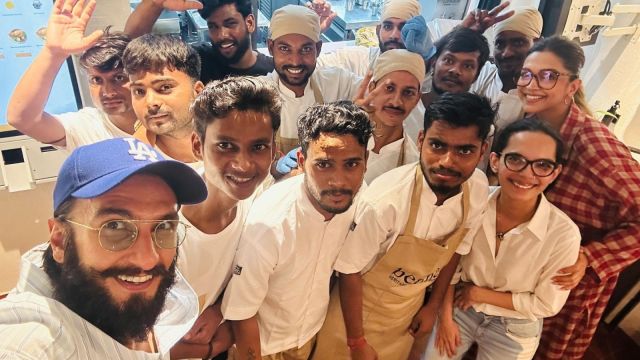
[581,10,640,147]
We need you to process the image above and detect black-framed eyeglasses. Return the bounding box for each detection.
[497,152,559,177]
[63,219,189,252]
[516,69,574,90]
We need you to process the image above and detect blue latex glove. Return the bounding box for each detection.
[275,147,300,175]
[401,15,436,61]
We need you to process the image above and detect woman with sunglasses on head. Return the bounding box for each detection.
[516,36,640,360]
[423,118,580,360]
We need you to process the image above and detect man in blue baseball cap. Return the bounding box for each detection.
[0,138,207,358]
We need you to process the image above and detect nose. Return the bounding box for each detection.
[145,91,161,109]
[231,149,253,172]
[390,90,403,106]
[439,150,455,168]
[101,80,117,98]
[448,64,462,76]
[390,27,401,40]
[127,225,162,271]
[501,44,515,58]
[327,169,348,189]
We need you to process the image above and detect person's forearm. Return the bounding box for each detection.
[231,317,261,360]
[170,341,211,359]
[124,0,164,38]
[439,285,456,320]
[427,254,461,310]
[475,287,515,310]
[339,272,366,339]
[6,47,67,143]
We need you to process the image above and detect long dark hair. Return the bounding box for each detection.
[528,36,592,116]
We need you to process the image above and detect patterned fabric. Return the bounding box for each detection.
[536,104,640,359]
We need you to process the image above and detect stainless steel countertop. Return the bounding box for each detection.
[331,0,381,30]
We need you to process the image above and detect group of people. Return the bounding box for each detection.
[1,0,639,360]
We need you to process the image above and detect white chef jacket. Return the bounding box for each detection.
[460,187,581,320]
[260,67,362,139]
[364,132,420,184]
[336,163,488,274]
[221,174,358,355]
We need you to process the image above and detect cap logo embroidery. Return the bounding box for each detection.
[123,138,159,162]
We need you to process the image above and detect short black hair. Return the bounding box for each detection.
[79,29,130,72]
[123,34,201,81]
[192,76,282,140]
[493,117,565,163]
[424,92,495,141]
[298,101,373,155]
[433,27,490,80]
[199,0,252,19]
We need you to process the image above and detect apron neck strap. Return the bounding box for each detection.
[404,165,425,235]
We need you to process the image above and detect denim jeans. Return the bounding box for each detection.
[423,307,542,360]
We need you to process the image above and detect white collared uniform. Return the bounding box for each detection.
[364,133,419,184]
[56,107,130,151]
[461,187,581,319]
[0,244,198,359]
[261,67,362,140]
[178,197,252,309]
[221,175,357,355]
[336,163,488,274]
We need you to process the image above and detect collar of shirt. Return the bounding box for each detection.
[295,175,330,223]
[14,243,199,355]
[485,187,552,242]
[366,132,406,154]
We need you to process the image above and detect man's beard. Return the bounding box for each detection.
[43,235,177,345]
[211,33,251,66]
[379,38,405,53]
[275,65,313,88]
[419,157,461,199]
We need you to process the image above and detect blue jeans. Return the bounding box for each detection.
[423,307,542,360]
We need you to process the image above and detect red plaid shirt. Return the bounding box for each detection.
[536,104,640,359]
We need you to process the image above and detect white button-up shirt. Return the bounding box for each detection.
[261,67,362,139]
[221,175,357,355]
[336,163,488,274]
[0,244,198,359]
[460,188,581,320]
[364,132,419,184]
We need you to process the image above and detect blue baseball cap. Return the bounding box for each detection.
[53,138,207,211]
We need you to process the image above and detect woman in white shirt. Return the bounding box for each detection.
[424,118,581,360]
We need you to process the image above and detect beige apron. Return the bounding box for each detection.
[313,166,470,360]
[275,76,325,154]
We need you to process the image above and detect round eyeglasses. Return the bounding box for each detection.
[498,152,558,177]
[63,219,189,251]
[516,69,574,90]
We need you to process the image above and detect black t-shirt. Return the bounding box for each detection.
[192,42,275,84]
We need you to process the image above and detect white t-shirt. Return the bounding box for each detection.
[364,133,419,184]
[261,67,362,139]
[460,187,581,320]
[178,197,253,310]
[221,174,357,355]
[55,107,130,151]
[336,163,488,274]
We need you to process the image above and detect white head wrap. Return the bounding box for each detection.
[270,5,321,42]
[494,8,543,39]
[381,0,421,21]
[372,49,425,85]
